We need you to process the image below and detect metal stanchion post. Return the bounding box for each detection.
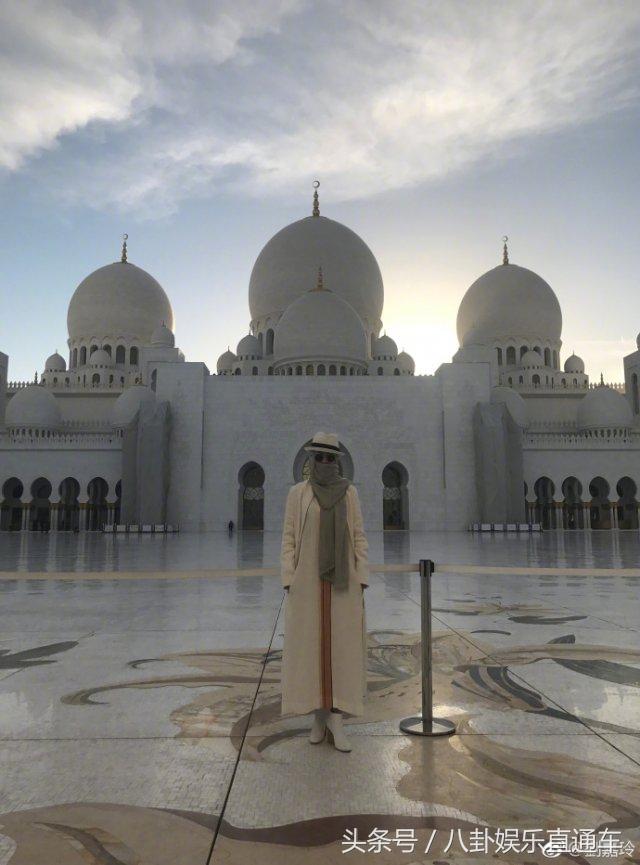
[399,559,456,737]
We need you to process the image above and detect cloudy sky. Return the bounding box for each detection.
[2,0,640,381]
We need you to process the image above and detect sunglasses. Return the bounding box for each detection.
[314,453,336,463]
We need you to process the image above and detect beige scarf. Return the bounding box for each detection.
[309,459,351,590]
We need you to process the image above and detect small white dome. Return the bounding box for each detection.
[5,385,62,430]
[111,385,156,428]
[236,334,261,360]
[577,385,633,431]
[67,261,173,344]
[564,353,585,374]
[490,386,528,428]
[217,348,238,373]
[456,263,562,347]
[249,215,383,328]
[397,350,415,373]
[150,322,175,347]
[274,288,367,364]
[89,348,113,367]
[373,334,398,360]
[45,351,66,372]
[520,349,543,369]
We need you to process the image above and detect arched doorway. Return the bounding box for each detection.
[589,476,611,529]
[616,477,638,529]
[534,477,555,529]
[114,480,122,525]
[382,462,409,530]
[86,478,109,530]
[239,462,265,529]
[561,477,583,529]
[58,477,80,531]
[30,477,52,531]
[1,478,24,531]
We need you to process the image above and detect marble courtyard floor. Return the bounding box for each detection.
[0,530,639,864]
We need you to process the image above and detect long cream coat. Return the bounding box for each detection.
[280,479,369,718]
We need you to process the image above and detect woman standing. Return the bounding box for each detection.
[280,431,369,752]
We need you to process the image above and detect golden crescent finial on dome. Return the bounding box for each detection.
[312,180,320,217]
[121,233,128,263]
[502,235,509,265]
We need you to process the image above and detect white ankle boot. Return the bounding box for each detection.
[309,709,328,744]
[325,710,352,752]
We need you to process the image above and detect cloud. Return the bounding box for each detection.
[2,0,639,214]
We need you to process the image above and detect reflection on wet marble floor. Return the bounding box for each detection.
[0,531,639,863]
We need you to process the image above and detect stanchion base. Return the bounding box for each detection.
[399,716,456,737]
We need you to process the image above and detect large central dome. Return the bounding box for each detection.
[248,215,384,329]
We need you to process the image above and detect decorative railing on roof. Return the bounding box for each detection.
[0,429,121,448]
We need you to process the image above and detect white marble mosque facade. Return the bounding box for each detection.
[2,199,640,533]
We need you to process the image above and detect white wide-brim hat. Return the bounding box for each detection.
[304,431,344,456]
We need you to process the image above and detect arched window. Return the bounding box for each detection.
[544,348,551,366]
[109,374,114,384]
[234,368,241,375]
[150,369,157,391]
[329,365,337,375]
[340,365,346,375]
[266,329,275,354]
[573,378,578,387]
[90,344,98,355]
[317,364,326,375]
[72,348,78,367]
[306,364,314,375]
[553,350,559,368]
[53,377,58,384]
[520,345,527,359]
[80,346,87,365]
[296,365,302,375]
[349,367,354,375]
[92,373,100,385]
[508,376,513,385]
[129,346,138,365]
[532,374,540,386]
[506,346,516,365]
[519,375,524,384]
[496,347,503,365]
[103,344,112,357]
[268,366,273,375]
[115,345,126,364]
[393,368,400,375]
[252,366,258,375]
[533,345,541,356]
[561,378,566,387]
[377,367,383,375]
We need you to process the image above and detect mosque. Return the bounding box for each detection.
[2,185,640,534]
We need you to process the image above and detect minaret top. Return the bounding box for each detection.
[312,180,320,217]
[121,233,128,263]
[502,235,509,265]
